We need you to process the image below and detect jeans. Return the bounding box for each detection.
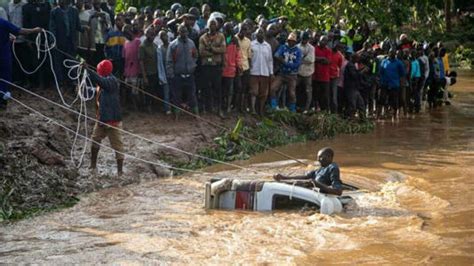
[270,74,297,104]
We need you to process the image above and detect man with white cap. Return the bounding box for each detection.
[269,31,302,112]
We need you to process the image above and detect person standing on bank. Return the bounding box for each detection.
[0,17,42,110]
[199,18,226,116]
[249,28,273,115]
[273,147,343,196]
[313,35,332,112]
[139,27,158,112]
[269,31,302,112]
[87,59,124,176]
[296,31,315,112]
[166,24,199,115]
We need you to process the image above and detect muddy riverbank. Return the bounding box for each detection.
[0,89,371,220]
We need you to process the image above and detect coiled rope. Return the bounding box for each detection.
[12,30,96,167]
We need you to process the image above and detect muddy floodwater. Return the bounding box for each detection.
[1,72,473,264]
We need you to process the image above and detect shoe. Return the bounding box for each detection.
[165,110,172,115]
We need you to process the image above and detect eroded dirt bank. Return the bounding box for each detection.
[0,90,253,218]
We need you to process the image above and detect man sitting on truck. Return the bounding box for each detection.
[273,147,343,196]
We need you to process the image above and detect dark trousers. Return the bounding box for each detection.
[11,42,31,85]
[171,75,197,109]
[222,77,234,109]
[144,74,159,109]
[368,83,377,115]
[200,65,222,113]
[329,78,339,113]
[53,41,76,85]
[345,88,365,117]
[0,58,12,108]
[94,43,106,66]
[111,58,124,79]
[234,70,250,111]
[410,77,421,112]
[315,81,330,111]
[297,75,312,110]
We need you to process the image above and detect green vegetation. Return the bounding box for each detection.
[169,112,374,173]
[117,0,471,41]
[1,192,79,222]
[453,46,473,69]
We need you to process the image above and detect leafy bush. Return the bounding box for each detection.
[454,46,473,69]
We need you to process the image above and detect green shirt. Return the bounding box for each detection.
[139,40,158,75]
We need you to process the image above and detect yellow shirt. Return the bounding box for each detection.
[443,54,450,74]
[236,35,252,71]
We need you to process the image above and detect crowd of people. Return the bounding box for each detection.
[1,0,457,120]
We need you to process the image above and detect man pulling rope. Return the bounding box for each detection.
[86,59,124,176]
[0,17,42,110]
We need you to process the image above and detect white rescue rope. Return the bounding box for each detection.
[12,30,96,167]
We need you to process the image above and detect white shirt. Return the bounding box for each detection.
[7,1,24,27]
[419,55,429,79]
[297,43,315,77]
[8,1,25,42]
[250,40,273,77]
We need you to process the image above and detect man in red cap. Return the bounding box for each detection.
[87,59,124,176]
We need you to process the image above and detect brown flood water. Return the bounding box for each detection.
[1,72,473,264]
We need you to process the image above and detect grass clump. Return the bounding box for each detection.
[169,111,374,173]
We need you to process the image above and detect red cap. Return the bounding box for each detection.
[97,60,113,77]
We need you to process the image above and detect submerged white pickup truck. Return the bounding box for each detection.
[204,178,358,215]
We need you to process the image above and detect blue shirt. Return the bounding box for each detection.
[306,162,342,191]
[274,44,302,75]
[410,59,421,79]
[380,58,406,90]
[104,28,125,60]
[197,17,206,30]
[437,58,445,79]
[0,17,20,61]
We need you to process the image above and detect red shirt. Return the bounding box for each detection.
[329,50,343,79]
[313,46,331,82]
